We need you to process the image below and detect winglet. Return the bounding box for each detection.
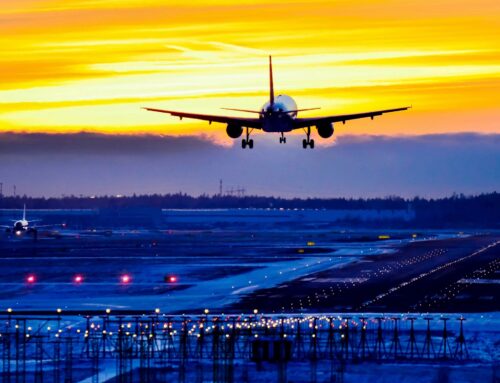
[269,56,275,106]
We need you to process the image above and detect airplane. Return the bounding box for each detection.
[144,56,410,149]
[1,204,58,236]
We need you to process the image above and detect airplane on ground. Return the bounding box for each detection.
[145,56,410,149]
[1,205,58,236]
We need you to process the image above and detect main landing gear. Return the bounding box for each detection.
[241,127,254,149]
[302,126,315,149]
[241,139,254,149]
[279,132,287,144]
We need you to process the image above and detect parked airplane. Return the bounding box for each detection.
[1,205,57,236]
[145,56,410,149]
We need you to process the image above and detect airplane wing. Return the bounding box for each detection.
[292,107,410,129]
[144,108,262,129]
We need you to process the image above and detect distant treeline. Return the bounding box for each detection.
[0,192,498,227]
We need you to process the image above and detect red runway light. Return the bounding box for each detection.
[121,274,131,284]
[26,275,36,283]
[74,275,83,283]
[166,275,178,283]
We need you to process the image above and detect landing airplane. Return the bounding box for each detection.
[1,205,56,236]
[145,56,410,149]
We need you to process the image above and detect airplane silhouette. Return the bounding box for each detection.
[145,56,410,149]
[1,204,58,236]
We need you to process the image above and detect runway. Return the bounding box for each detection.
[235,235,500,313]
[0,227,497,314]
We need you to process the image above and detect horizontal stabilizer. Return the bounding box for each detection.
[221,107,321,114]
[287,108,321,113]
[221,108,262,114]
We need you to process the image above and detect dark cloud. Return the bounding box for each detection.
[0,131,498,155]
[0,132,498,198]
[0,132,217,156]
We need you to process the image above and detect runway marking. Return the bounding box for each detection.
[312,277,368,283]
[232,285,260,295]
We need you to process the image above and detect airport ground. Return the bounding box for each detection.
[0,214,498,383]
[0,224,498,315]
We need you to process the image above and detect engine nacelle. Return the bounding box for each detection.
[317,123,334,139]
[226,124,243,139]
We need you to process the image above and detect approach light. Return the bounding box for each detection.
[26,275,36,284]
[121,274,131,284]
[166,275,178,283]
[74,275,83,284]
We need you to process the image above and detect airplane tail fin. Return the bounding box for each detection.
[269,56,275,106]
[23,204,26,221]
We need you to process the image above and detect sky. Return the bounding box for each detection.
[0,0,499,197]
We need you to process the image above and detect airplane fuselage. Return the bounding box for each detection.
[260,94,297,132]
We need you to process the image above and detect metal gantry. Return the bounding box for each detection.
[0,311,475,382]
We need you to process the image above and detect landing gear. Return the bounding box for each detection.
[241,127,254,149]
[242,139,254,149]
[302,127,315,149]
[279,132,287,144]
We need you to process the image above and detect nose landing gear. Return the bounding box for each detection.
[279,132,287,144]
[302,127,315,149]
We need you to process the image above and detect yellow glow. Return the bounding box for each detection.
[0,0,499,139]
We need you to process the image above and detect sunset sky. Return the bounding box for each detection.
[0,1,499,198]
[1,0,499,142]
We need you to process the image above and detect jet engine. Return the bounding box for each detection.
[226,124,243,139]
[317,123,334,138]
